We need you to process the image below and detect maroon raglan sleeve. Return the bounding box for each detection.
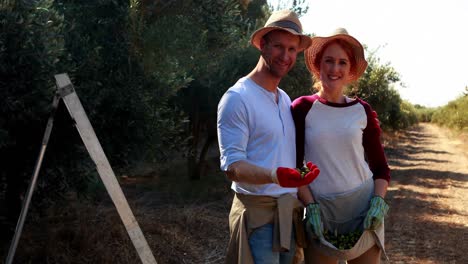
[361,100,391,182]
[291,96,315,168]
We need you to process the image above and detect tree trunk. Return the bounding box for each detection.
[195,135,216,179]
[188,106,201,180]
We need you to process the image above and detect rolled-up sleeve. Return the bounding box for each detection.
[217,91,249,171]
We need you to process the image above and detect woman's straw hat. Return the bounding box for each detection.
[304,28,368,81]
[250,10,312,51]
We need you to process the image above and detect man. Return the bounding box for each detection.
[217,10,319,264]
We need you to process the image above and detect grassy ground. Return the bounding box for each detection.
[1,158,233,264]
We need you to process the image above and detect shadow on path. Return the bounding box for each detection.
[386,168,468,263]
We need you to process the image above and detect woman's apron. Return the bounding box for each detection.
[304,178,388,261]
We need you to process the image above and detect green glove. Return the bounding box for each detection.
[364,196,389,230]
[306,203,324,239]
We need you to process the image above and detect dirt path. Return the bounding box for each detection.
[384,123,468,264]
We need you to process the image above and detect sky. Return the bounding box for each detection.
[269,0,468,107]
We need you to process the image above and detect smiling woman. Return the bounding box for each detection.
[317,42,353,101]
[292,27,391,264]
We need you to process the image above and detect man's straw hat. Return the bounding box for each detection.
[304,28,368,82]
[250,10,311,51]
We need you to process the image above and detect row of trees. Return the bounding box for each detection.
[430,88,468,130]
[346,50,417,130]
[0,0,272,221]
[1,0,415,220]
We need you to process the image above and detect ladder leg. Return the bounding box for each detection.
[5,95,60,264]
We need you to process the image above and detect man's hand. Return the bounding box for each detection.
[306,203,324,239]
[363,196,389,230]
[271,161,320,187]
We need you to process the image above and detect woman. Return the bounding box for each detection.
[291,28,391,263]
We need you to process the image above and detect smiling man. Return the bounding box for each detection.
[217,9,319,264]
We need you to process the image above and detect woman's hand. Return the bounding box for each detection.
[364,196,389,230]
[305,203,324,239]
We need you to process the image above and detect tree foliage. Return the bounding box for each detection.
[0,0,273,207]
[432,95,468,131]
[1,0,424,211]
[413,104,436,123]
[347,49,417,130]
[0,0,74,216]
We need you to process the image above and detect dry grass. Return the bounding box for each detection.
[11,200,138,263]
[1,159,233,264]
